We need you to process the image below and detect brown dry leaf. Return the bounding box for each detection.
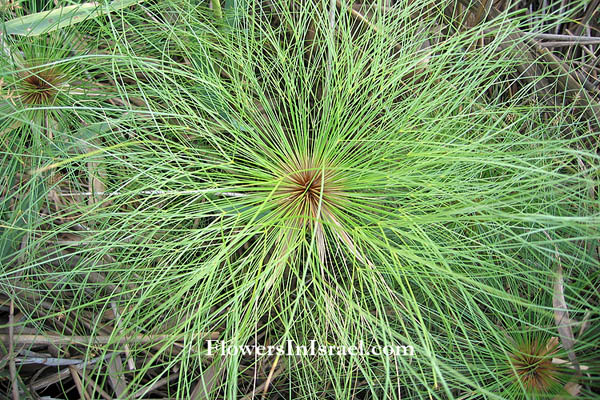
[544,231,580,372]
[69,366,90,400]
[553,381,582,399]
[564,382,582,396]
[544,231,584,400]
[88,156,106,206]
[552,260,579,371]
[106,353,127,397]
[552,358,590,371]
[191,358,224,400]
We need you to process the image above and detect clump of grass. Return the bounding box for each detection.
[506,336,561,394]
[2,34,73,108]
[1,0,598,399]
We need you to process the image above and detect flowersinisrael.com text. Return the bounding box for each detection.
[207,340,414,357]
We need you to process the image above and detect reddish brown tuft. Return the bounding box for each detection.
[276,156,343,226]
[507,338,560,393]
[19,67,62,105]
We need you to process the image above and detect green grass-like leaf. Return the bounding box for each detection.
[3,0,146,36]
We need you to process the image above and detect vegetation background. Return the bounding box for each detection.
[1,0,599,398]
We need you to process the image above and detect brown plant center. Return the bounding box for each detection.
[508,339,559,392]
[20,68,60,104]
[277,158,342,224]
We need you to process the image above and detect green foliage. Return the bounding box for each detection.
[3,0,146,35]
[0,0,598,398]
